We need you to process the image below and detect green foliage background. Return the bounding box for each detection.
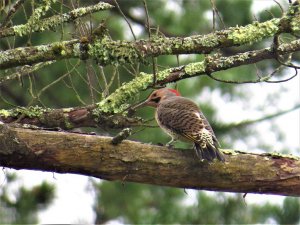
[0,0,299,224]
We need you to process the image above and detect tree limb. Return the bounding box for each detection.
[0,40,300,123]
[96,39,300,113]
[0,3,299,70]
[0,105,143,129]
[0,2,114,38]
[0,124,299,196]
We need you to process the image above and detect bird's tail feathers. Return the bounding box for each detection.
[194,142,225,162]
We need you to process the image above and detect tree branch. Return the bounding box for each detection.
[0,2,114,38]
[0,124,299,196]
[96,39,300,113]
[0,3,299,70]
[0,105,142,129]
[1,39,299,122]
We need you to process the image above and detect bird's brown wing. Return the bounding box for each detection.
[157,97,218,143]
[157,96,225,161]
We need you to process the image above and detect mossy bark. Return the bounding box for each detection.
[1,39,299,121]
[96,39,300,113]
[0,105,142,130]
[0,3,299,70]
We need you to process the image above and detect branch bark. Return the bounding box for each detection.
[1,39,299,124]
[0,105,142,129]
[0,3,299,70]
[0,2,114,38]
[95,38,300,113]
[0,124,299,196]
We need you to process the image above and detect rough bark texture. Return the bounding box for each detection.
[0,124,299,197]
[0,105,142,130]
[0,3,299,70]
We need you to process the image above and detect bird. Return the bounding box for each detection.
[135,88,225,162]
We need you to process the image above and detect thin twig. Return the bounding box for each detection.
[273,0,284,15]
[210,0,216,31]
[143,0,157,87]
[265,67,298,83]
[36,61,80,100]
[0,0,26,28]
[98,65,109,98]
[206,63,293,84]
[0,61,55,86]
[113,0,136,40]
[86,62,96,104]
[209,0,225,29]
[67,60,101,95]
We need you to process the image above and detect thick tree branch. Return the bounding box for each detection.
[0,125,299,196]
[0,3,299,70]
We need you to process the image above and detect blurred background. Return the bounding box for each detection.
[0,0,299,223]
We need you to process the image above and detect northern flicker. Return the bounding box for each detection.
[135,88,225,162]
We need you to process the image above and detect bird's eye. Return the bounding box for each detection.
[152,93,157,97]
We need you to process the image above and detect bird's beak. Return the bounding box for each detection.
[131,99,149,110]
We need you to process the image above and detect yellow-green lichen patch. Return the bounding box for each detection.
[12,2,113,38]
[192,33,220,48]
[286,3,300,32]
[36,45,49,52]
[214,51,252,70]
[96,72,153,113]
[16,106,47,118]
[221,149,239,156]
[88,37,145,66]
[52,42,68,56]
[96,67,175,114]
[184,61,205,76]
[0,109,10,118]
[290,15,300,32]
[228,18,280,45]
[62,108,72,113]
[0,106,46,119]
[13,0,57,37]
[70,2,113,17]
[265,152,300,160]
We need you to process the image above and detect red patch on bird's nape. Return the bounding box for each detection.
[168,89,181,96]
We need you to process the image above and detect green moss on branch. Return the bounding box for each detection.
[95,38,300,113]
[227,19,280,44]
[1,2,113,38]
[0,106,46,119]
[13,0,56,37]
[95,69,174,113]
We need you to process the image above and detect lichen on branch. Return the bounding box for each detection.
[1,3,299,69]
[95,39,300,113]
[0,2,113,38]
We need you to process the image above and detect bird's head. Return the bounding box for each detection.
[134,88,181,108]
